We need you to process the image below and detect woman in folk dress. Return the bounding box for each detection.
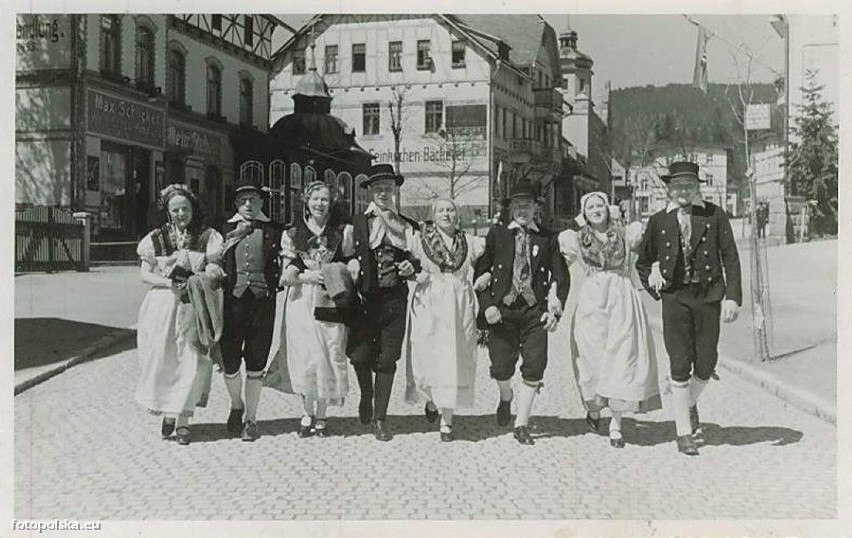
[404,199,487,442]
[558,192,662,448]
[135,184,225,446]
[267,181,354,438]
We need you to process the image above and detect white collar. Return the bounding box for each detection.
[364,201,398,216]
[507,219,540,233]
[666,200,705,213]
[228,211,271,223]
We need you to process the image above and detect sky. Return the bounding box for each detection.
[273,13,786,96]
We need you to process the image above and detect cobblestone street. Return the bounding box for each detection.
[15,316,836,521]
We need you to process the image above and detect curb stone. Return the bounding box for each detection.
[648,318,836,425]
[14,329,136,395]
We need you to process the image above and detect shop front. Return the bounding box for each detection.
[83,84,165,258]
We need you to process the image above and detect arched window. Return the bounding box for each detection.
[240,160,264,184]
[269,160,286,223]
[337,171,353,215]
[206,60,223,118]
[100,15,122,77]
[354,173,370,214]
[324,168,337,187]
[304,164,317,183]
[288,163,303,225]
[135,25,155,90]
[166,45,186,106]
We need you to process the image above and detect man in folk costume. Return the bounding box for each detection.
[636,161,742,456]
[348,163,421,442]
[474,180,569,445]
[218,178,281,441]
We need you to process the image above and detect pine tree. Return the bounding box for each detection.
[785,70,838,236]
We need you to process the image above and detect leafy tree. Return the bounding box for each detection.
[785,70,838,236]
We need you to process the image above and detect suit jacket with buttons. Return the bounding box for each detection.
[473,222,569,325]
[635,201,742,305]
[220,220,281,299]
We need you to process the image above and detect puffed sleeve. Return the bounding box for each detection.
[136,232,157,270]
[467,233,486,262]
[341,224,356,257]
[280,229,297,266]
[625,221,644,252]
[205,229,224,264]
[557,229,580,266]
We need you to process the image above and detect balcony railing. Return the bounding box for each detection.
[534,88,562,116]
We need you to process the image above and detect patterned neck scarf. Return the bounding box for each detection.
[367,206,409,250]
[420,222,467,273]
[578,224,626,270]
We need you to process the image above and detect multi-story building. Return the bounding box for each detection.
[16,13,285,258]
[269,14,563,226]
[628,147,731,219]
[555,27,611,221]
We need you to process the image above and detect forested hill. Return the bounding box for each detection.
[608,82,784,191]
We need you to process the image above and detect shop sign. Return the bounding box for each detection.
[87,88,165,148]
[166,123,221,158]
[16,14,72,71]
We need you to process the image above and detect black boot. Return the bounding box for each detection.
[372,371,395,441]
[355,368,374,425]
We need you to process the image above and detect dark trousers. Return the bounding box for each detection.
[347,287,408,375]
[220,291,275,375]
[487,299,548,383]
[661,284,721,383]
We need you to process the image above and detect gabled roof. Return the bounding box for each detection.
[449,14,546,67]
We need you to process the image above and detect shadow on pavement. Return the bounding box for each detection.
[629,418,804,447]
[14,318,136,370]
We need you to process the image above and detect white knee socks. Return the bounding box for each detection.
[224,372,244,410]
[689,376,709,406]
[671,381,693,436]
[244,371,263,423]
[515,382,538,427]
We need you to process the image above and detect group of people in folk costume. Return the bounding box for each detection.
[134,159,741,456]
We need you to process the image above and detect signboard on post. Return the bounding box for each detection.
[745,104,771,131]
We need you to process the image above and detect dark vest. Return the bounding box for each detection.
[351,212,419,296]
[222,220,281,299]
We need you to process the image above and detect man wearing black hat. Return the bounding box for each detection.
[636,161,742,456]
[473,180,569,445]
[218,179,281,441]
[347,163,421,441]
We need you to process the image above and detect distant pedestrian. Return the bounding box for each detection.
[135,184,225,446]
[219,179,282,442]
[473,181,570,445]
[347,164,421,442]
[636,161,742,456]
[557,192,663,449]
[756,202,769,239]
[264,181,355,438]
[403,198,489,442]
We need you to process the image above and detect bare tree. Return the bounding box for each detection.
[416,125,487,200]
[386,86,408,175]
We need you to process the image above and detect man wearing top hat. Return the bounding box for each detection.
[347,163,421,442]
[218,178,281,442]
[636,161,742,456]
[473,180,569,445]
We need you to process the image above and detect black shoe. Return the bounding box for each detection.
[371,419,393,442]
[313,418,329,438]
[242,421,260,442]
[496,398,512,427]
[513,425,535,445]
[609,431,625,448]
[161,418,176,439]
[425,403,439,424]
[440,426,454,442]
[175,426,191,446]
[586,412,601,433]
[227,408,244,436]
[358,398,372,425]
[677,434,699,456]
[298,417,314,438]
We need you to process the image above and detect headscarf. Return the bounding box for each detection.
[575,191,627,271]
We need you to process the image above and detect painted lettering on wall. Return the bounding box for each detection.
[87,89,165,148]
[166,124,221,158]
[16,15,72,70]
